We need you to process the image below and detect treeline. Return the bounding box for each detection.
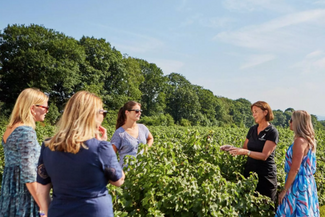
[0,24,325,129]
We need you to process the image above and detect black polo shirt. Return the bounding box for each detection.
[245,124,279,176]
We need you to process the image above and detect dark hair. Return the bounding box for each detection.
[116,101,141,129]
[251,101,274,121]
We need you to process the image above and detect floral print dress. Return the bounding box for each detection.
[275,143,320,217]
[0,126,40,217]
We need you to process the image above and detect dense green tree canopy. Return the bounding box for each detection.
[0,24,324,129]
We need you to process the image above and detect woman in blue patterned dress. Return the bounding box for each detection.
[0,88,49,217]
[36,91,125,217]
[111,101,154,168]
[276,110,320,216]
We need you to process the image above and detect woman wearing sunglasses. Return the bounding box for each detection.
[276,110,319,216]
[36,91,124,217]
[0,88,49,217]
[111,101,154,168]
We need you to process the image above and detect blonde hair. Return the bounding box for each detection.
[292,110,316,152]
[251,101,274,121]
[46,91,103,154]
[8,88,48,129]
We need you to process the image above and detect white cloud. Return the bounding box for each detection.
[291,50,325,74]
[214,9,325,52]
[223,0,294,13]
[306,50,324,58]
[240,54,276,69]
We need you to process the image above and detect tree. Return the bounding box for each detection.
[137,59,166,116]
[0,24,85,119]
[165,73,201,124]
[272,110,287,127]
[193,86,218,125]
[215,97,233,126]
[230,98,254,127]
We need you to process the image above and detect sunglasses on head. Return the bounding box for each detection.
[35,105,49,112]
[128,109,142,114]
[99,110,108,118]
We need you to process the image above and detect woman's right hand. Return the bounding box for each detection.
[96,126,108,141]
[220,145,233,151]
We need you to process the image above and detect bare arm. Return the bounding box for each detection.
[147,132,154,147]
[109,171,125,187]
[229,140,276,161]
[36,183,51,217]
[242,139,249,149]
[26,182,41,207]
[112,144,118,153]
[278,138,307,204]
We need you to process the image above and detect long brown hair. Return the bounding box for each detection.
[116,101,141,129]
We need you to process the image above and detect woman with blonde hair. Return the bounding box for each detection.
[0,88,49,216]
[36,91,124,217]
[276,110,319,216]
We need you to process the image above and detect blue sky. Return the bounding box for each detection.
[1,0,325,118]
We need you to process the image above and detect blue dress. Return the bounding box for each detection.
[110,124,150,168]
[275,143,320,217]
[0,126,40,217]
[37,138,123,217]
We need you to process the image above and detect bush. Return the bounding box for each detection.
[139,114,175,126]
[320,205,325,217]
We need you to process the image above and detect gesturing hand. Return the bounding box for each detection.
[96,125,108,141]
[220,145,233,151]
[228,147,247,156]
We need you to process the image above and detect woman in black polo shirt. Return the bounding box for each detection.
[228,101,279,201]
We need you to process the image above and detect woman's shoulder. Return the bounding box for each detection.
[97,140,115,153]
[294,137,308,145]
[114,126,125,134]
[248,124,258,131]
[17,125,34,131]
[266,124,278,133]
[137,123,149,131]
[13,125,35,136]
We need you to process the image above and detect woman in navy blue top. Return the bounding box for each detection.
[111,101,154,168]
[36,91,125,217]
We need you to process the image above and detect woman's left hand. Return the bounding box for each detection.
[278,189,287,205]
[96,125,108,141]
[229,147,247,156]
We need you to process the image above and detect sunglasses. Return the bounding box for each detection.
[35,105,49,112]
[99,110,108,118]
[128,109,142,114]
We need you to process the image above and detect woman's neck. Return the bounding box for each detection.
[123,119,137,129]
[258,121,269,130]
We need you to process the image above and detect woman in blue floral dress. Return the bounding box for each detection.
[0,88,49,217]
[276,110,320,217]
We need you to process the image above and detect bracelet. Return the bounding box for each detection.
[39,211,45,216]
[247,150,251,156]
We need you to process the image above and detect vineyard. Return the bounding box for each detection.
[1,124,325,216]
